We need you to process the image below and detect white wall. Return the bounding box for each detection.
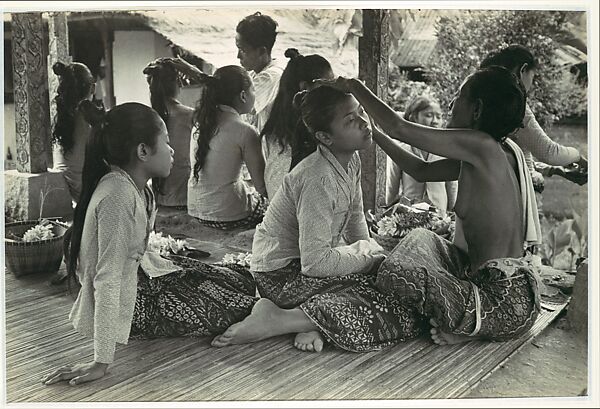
[3,30,175,171]
[112,30,172,106]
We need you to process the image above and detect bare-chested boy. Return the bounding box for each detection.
[315,66,541,345]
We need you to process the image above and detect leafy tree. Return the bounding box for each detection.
[392,10,587,128]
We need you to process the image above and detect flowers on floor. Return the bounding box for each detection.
[147,231,188,256]
[222,252,252,267]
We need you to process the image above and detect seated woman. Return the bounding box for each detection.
[43,101,257,386]
[51,61,95,204]
[187,65,267,230]
[386,95,458,215]
[211,86,426,353]
[316,66,541,345]
[261,48,334,199]
[143,58,194,209]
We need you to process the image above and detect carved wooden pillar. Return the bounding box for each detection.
[359,9,389,213]
[11,12,52,174]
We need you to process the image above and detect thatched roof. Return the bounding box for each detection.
[129,8,360,77]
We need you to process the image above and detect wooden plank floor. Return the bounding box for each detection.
[4,257,566,403]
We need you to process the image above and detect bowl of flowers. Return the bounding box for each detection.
[4,219,69,276]
[367,202,453,252]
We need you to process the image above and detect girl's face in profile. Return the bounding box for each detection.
[327,95,373,152]
[146,120,174,178]
[446,78,476,130]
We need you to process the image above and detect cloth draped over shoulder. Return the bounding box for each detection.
[504,138,542,247]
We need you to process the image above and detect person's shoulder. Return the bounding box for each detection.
[522,103,536,127]
[172,103,194,116]
[289,151,334,187]
[169,104,194,124]
[235,117,259,139]
[255,60,284,81]
[95,172,138,205]
[267,59,285,73]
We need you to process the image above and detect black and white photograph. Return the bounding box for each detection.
[1,1,598,407]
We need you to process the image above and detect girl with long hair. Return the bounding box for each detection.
[51,61,96,203]
[143,58,194,208]
[43,102,256,385]
[187,65,267,230]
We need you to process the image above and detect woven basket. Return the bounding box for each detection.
[4,220,68,276]
[370,227,402,252]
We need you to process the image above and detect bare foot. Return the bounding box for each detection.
[211,299,286,347]
[294,331,324,353]
[429,319,474,345]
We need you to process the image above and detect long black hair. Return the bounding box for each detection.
[261,48,333,156]
[191,65,252,180]
[464,66,527,141]
[143,59,180,196]
[480,44,538,73]
[143,59,179,125]
[52,61,95,153]
[292,86,351,138]
[64,101,164,286]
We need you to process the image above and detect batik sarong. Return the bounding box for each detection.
[375,228,540,341]
[130,256,258,339]
[255,260,427,352]
[196,192,268,231]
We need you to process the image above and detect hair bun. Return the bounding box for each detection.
[292,90,308,110]
[284,48,300,60]
[198,73,219,87]
[142,65,156,76]
[52,61,68,76]
[79,100,107,127]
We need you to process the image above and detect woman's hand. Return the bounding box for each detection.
[576,155,588,172]
[43,361,109,386]
[166,57,206,82]
[561,165,587,186]
[312,76,359,93]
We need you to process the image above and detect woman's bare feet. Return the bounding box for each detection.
[429,319,474,345]
[294,331,324,352]
[211,297,320,348]
[212,299,286,347]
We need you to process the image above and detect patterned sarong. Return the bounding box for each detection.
[196,192,268,231]
[376,228,540,341]
[130,256,258,339]
[255,260,427,352]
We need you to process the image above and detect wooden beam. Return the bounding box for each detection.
[358,9,389,213]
